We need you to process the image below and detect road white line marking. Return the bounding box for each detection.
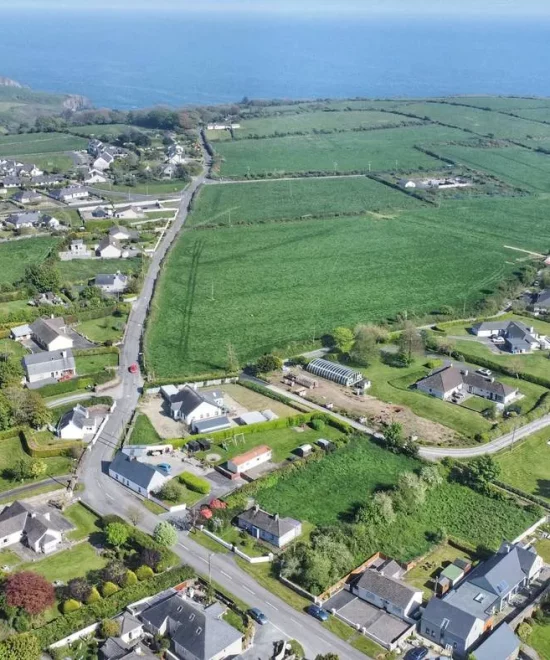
[266,601,279,611]
[270,622,290,638]
[220,570,233,580]
[242,586,255,595]
[178,543,189,550]
[198,557,209,564]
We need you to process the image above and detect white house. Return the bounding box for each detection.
[236,506,302,548]
[227,445,272,475]
[113,206,142,220]
[92,151,114,171]
[94,271,128,293]
[57,404,104,440]
[168,386,224,426]
[41,214,60,230]
[22,349,76,385]
[84,169,108,184]
[10,324,32,342]
[109,224,136,241]
[109,452,169,498]
[51,186,89,203]
[97,235,123,258]
[5,211,40,229]
[30,317,73,351]
[0,500,69,554]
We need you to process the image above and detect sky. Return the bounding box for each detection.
[4,0,550,16]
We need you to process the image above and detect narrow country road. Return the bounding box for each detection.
[77,147,367,659]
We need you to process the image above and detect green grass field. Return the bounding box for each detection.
[496,428,550,501]
[0,338,28,357]
[214,124,467,177]
[75,352,119,375]
[432,143,550,192]
[64,502,102,541]
[22,152,75,173]
[129,413,162,445]
[189,177,424,228]
[95,180,188,195]
[0,237,60,285]
[0,299,32,320]
[206,110,424,141]
[76,313,128,343]
[0,132,87,157]
[19,542,106,582]
[58,256,142,284]
[66,123,155,137]
[528,622,550,658]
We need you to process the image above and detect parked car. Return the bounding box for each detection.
[477,368,492,376]
[404,647,429,660]
[306,604,329,622]
[248,608,268,625]
[157,463,171,474]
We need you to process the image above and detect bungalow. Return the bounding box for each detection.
[0,176,22,188]
[471,320,545,353]
[10,324,32,342]
[0,500,71,554]
[350,562,422,622]
[12,190,42,204]
[94,271,128,293]
[41,213,60,230]
[227,445,272,475]
[416,365,518,405]
[168,386,224,425]
[109,224,137,241]
[113,205,142,220]
[50,186,89,203]
[236,506,302,547]
[4,211,40,229]
[533,289,550,314]
[93,150,114,171]
[84,169,108,184]
[420,541,542,657]
[22,348,76,385]
[31,173,64,187]
[57,404,105,440]
[97,235,123,258]
[30,316,73,351]
[108,452,169,498]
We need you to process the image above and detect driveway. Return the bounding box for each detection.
[239,622,291,659]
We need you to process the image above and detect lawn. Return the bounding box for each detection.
[495,428,550,501]
[528,622,550,659]
[64,502,102,541]
[75,352,119,375]
[58,256,143,284]
[253,438,538,562]
[95,180,188,195]
[192,424,343,465]
[0,132,87,157]
[0,338,28,357]
[218,525,270,557]
[66,123,155,137]
[0,435,73,493]
[77,313,128,343]
[19,542,106,583]
[404,543,479,600]
[23,152,74,173]
[0,237,60,286]
[214,124,468,177]
[128,413,162,445]
[535,539,550,564]
[207,383,297,418]
[188,176,424,228]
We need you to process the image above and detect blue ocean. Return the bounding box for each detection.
[1,10,550,108]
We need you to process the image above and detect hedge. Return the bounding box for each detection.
[179,472,210,494]
[136,565,154,581]
[20,429,81,459]
[145,372,240,388]
[29,565,195,649]
[73,346,120,358]
[494,480,550,512]
[101,581,119,597]
[0,426,24,441]
[38,371,112,398]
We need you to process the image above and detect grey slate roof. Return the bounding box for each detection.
[468,545,527,599]
[473,623,520,660]
[95,272,128,287]
[417,365,516,399]
[23,348,75,377]
[536,289,550,307]
[109,452,165,490]
[140,594,242,660]
[30,316,67,347]
[5,211,40,227]
[422,597,479,640]
[237,507,301,539]
[192,416,231,434]
[98,235,122,252]
[353,568,421,610]
[0,500,64,546]
[58,404,97,433]
[170,386,216,416]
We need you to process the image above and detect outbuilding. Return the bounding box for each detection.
[227,445,272,474]
[306,358,363,386]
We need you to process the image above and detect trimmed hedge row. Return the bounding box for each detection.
[29,565,194,649]
[38,371,113,398]
[0,426,24,441]
[20,429,80,459]
[179,472,210,494]
[494,480,550,512]
[73,346,119,358]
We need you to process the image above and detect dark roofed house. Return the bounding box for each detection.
[139,593,243,660]
[5,211,41,228]
[169,385,224,426]
[471,319,546,353]
[108,452,169,498]
[0,500,72,554]
[12,190,42,204]
[473,623,520,660]
[23,348,76,386]
[97,235,123,258]
[416,365,518,404]
[421,597,483,658]
[30,316,73,351]
[534,289,550,313]
[351,566,422,622]
[236,506,302,548]
[94,271,128,293]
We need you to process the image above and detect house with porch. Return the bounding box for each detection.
[236,506,302,548]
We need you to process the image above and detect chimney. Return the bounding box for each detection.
[463,369,468,376]
[43,512,50,521]
[253,503,259,513]
[490,377,495,383]
[274,513,279,521]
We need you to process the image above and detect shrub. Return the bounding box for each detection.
[123,570,138,587]
[156,481,184,502]
[425,358,443,369]
[179,472,210,494]
[62,599,81,614]
[310,418,325,432]
[86,587,101,604]
[136,565,154,581]
[101,582,119,597]
[100,618,120,638]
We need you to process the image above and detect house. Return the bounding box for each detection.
[420,541,542,657]
[109,225,137,241]
[0,176,22,188]
[97,235,123,258]
[4,211,40,229]
[17,163,42,178]
[23,348,76,385]
[84,169,108,184]
[31,173,64,187]
[416,365,518,405]
[227,445,272,474]
[533,289,550,314]
[350,563,422,622]
[90,205,114,219]
[236,506,302,547]
[94,271,129,293]
[87,138,104,157]
[113,206,142,220]
[69,239,90,256]
[10,324,32,341]
[30,317,73,351]
[166,144,186,165]
[57,404,105,440]
[109,452,169,498]
[12,190,42,204]
[93,150,115,171]
[0,500,71,554]
[162,163,178,179]
[473,623,520,660]
[139,592,243,660]
[471,320,545,353]
[306,357,363,386]
[50,186,89,203]
[41,213,60,229]
[168,386,224,425]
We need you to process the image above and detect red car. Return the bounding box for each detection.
[129,363,139,374]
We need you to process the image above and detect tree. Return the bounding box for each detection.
[23,262,61,293]
[3,388,52,429]
[484,402,498,420]
[466,456,500,491]
[105,522,130,549]
[0,356,24,388]
[28,459,46,480]
[141,547,162,570]
[383,422,404,453]
[102,560,127,586]
[399,321,424,362]
[315,654,339,660]
[67,578,91,603]
[0,632,41,660]
[331,327,354,354]
[154,521,178,547]
[156,481,184,503]
[100,618,121,638]
[255,354,282,373]
[5,571,55,615]
[127,506,143,527]
[350,325,378,366]
[373,491,396,524]
[226,342,239,372]
[420,465,443,487]
[394,472,427,513]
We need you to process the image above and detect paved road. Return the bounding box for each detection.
[78,150,364,658]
